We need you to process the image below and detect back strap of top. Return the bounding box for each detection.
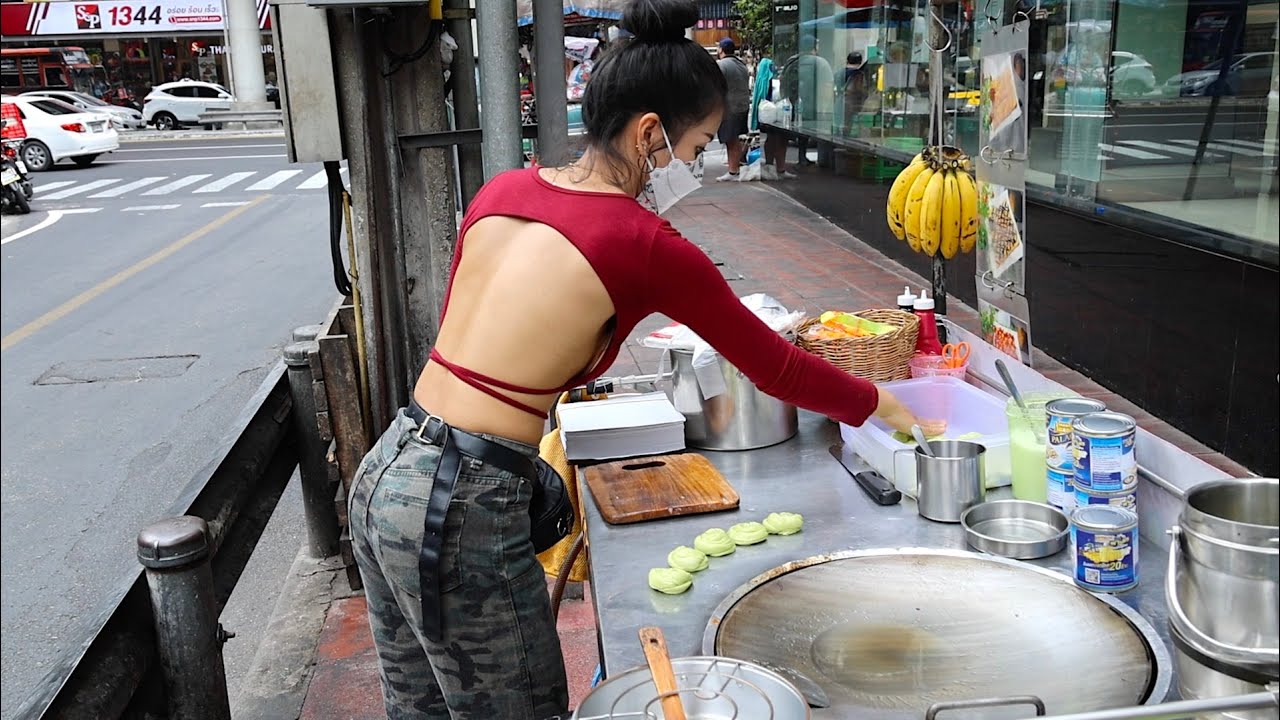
[428,348,552,419]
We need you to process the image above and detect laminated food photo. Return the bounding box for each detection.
[977,181,1025,278]
[981,49,1028,156]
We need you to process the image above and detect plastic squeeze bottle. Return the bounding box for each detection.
[913,289,944,355]
[896,286,917,313]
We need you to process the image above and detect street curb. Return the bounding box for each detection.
[230,547,344,720]
[118,129,285,144]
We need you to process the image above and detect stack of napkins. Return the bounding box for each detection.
[558,392,685,461]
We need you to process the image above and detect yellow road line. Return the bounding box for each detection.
[1,195,269,353]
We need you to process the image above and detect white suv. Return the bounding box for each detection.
[142,80,234,130]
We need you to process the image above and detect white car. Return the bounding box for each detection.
[1110,52,1158,97]
[1,96,118,172]
[143,80,234,130]
[20,90,144,129]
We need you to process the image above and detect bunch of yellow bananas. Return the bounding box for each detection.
[886,146,978,260]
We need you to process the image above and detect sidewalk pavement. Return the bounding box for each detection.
[253,156,1252,719]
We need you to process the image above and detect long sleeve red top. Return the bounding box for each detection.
[431,167,880,426]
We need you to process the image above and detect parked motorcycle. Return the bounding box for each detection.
[2,139,33,214]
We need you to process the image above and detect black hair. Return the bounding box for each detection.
[847,51,862,65]
[581,0,727,174]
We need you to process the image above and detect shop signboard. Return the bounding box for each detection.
[0,0,270,37]
[974,14,1033,366]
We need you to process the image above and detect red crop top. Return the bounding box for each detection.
[430,166,880,426]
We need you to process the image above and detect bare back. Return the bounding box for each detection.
[415,212,616,444]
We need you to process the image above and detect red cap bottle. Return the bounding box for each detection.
[913,289,943,355]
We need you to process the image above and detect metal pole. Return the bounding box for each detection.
[283,340,341,558]
[136,516,231,720]
[928,0,948,319]
[475,0,523,178]
[291,323,322,342]
[445,0,484,206]
[533,0,569,166]
[1028,690,1278,720]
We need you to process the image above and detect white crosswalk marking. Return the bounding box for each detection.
[122,204,181,212]
[193,172,256,193]
[1098,143,1165,160]
[34,180,77,193]
[297,170,328,189]
[1213,139,1266,151]
[246,169,303,191]
[1119,140,1224,158]
[40,179,122,200]
[142,174,211,195]
[89,176,167,198]
[1169,139,1264,157]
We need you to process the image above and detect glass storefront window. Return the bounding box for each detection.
[769,0,1280,259]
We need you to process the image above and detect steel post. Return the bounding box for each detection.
[136,516,231,720]
[532,0,569,166]
[291,324,322,342]
[284,340,341,558]
[445,0,484,207]
[224,0,268,107]
[474,0,523,178]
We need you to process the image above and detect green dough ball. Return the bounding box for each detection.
[648,567,693,594]
[728,521,769,545]
[667,546,709,573]
[762,512,804,536]
[694,528,736,557]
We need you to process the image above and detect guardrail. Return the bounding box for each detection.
[13,304,367,720]
[198,109,284,128]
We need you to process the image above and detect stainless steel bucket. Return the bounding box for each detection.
[666,350,798,451]
[914,440,987,523]
[1167,478,1279,719]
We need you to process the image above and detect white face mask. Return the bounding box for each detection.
[637,124,704,215]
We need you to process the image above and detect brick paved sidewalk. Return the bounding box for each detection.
[291,159,1251,719]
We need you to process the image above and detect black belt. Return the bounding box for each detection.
[405,400,538,641]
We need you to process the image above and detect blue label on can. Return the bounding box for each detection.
[1047,467,1074,510]
[1073,432,1136,492]
[1076,486,1137,514]
[1046,416,1075,471]
[1071,523,1138,592]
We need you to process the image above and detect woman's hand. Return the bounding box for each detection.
[872,387,947,437]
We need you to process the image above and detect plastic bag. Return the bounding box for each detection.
[739,158,763,182]
[757,99,779,126]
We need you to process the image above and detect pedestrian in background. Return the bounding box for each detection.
[749,57,795,180]
[841,51,868,137]
[715,37,751,181]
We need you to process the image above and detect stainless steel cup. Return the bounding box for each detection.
[914,440,987,523]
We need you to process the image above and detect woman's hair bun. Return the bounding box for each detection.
[622,0,698,43]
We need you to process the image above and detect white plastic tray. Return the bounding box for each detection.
[841,376,1012,498]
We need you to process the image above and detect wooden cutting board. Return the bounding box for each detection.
[583,453,740,525]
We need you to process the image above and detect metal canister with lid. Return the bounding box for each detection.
[1071,411,1137,493]
[1045,397,1107,472]
[1070,504,1139,593]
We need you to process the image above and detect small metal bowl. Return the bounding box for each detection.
[961,500,1069,559]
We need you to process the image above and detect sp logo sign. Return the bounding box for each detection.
[75,4,103,29]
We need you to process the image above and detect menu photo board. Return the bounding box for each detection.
[974,17,1033,366]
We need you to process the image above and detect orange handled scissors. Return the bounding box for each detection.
[942,342,971,368]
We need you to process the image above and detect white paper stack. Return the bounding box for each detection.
[557,392,686,461]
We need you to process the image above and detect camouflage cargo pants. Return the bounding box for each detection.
[349,410,570,719]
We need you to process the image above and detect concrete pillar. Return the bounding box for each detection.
[224,0,268,107]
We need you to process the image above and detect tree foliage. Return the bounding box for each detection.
[733,0,773,54]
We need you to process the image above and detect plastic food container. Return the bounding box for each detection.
[909,354,968,379]
[840,376,1011,498]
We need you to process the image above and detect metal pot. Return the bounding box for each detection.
[1166,478,1279,719]
[666,349,798,451]
[914,440,987,523]
[572,655,810,720]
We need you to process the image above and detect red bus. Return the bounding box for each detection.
[1,46,99,95]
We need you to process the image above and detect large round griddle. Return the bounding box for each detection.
[702,549,1171,719]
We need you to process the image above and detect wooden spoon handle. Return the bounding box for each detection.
[639,626,686,720]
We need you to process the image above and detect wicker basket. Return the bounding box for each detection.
[796,309,920,383]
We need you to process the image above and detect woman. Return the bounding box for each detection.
[349,1,926,718]
[750,56,796,181]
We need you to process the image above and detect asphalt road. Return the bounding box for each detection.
[0,134,343,716]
